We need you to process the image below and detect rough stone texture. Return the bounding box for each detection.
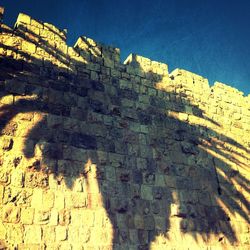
[0,7,249,250]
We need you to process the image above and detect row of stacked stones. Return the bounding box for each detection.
[0,6,249,250]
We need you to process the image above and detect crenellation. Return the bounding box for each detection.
[124,53,168,81]
[16,13,31,26]
[211,81,245,107]
[0,7,249,250]
[74,35,121,69]
[170,68,210,94]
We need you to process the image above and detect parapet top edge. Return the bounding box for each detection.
[0,6,249,97]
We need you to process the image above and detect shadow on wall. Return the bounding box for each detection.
[0,15,249,249]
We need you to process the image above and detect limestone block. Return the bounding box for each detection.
[31,189,43,208]
[71,192,87,208]
[1,137,13,151]
[34,210,50,224]
[16,13,31,25]
[138,229,149,245]
[2,205,21,223]
[25,172,49,189]
[134,214,144,229]
[11,169,24,187]
[56,226,68,241]
[6,224,23,244]
[43,226,56,244]
[59,209,71,226]
[0,94,13,105]
[42,190,54,209]
[54,191,65,210]
[22,40,36,53]
[5,79,25,95]
[0,221,6,242]
[44,22,66,40]
[21,207,34,225]
[49,209,58,226]
[24,226,42,244]
[26,24,40,37]
[141,185,153,200]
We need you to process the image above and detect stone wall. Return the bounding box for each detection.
[0,7,249,250]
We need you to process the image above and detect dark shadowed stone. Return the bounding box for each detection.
[152,187,163,200]
[40,67,57,79]
[174,129,186,141]
[119,171,130,182]
[110,95,121,106]
[133,170,143,184]
[146,158,157,172]
[5,79,26,95]
[44,143,63,160]
[49,80,70,92]
[143,216,155,230]
[106,140,116,152]
[70,107,87,121]
[48,104,70,116]
[71,133,97,149]
[23,61,40,73]
[181,141,198,155]
[76,87,88,97]
[25,84,43,97]
[138,111,152,125]
[110,106,121,116]
[144,172,155,185]
[151,201,160,214]
[52,129,71,143]
[0,58,23,73]
[114,199,129,213]
[118,88,138,100]
[0,82,5,92]
[150,96,166,108]
[88,99,108,114]
[138,230,149,244]
[109,128,123,138]
[58,71,74,81]
[111,77,119,87]
[90,80,105,91]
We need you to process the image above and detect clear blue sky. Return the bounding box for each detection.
[2,0,250,94]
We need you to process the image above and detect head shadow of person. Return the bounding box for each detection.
[0,20,249,249]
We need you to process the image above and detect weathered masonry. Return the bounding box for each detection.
[0,6,249,250]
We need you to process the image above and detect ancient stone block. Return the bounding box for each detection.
[24,226,42,244]
[11,170,24,187]
[21,208,34,225]
[48,209,58,226]
[56,226,67,241]
[59,209,71,226]
[2,206,21,223]
[34,210,50,224]
[43,226,56,245]
[6,224,23,244]
[71,133,97,149]
[1,137,13,151]
[16,13,31,25]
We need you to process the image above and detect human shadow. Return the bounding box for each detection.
[0,14,249,249]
